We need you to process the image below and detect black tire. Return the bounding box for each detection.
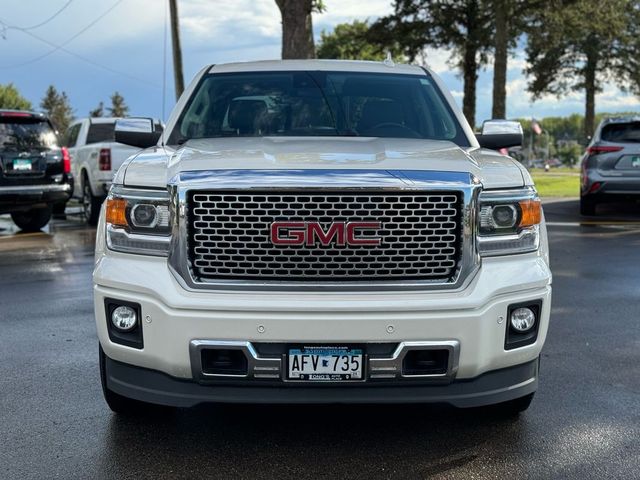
[11,206,52,232]
[52,201,67,218]
[82,175,101,226]
[99,344,150,415]
[496,392,535,416]
[580,195,597,216]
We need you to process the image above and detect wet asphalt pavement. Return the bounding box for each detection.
[0,200,639,479]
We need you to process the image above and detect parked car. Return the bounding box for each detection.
[64,117,161,225]
[94,60,551,416]
[581,116,640,215]
[0,110,73,231]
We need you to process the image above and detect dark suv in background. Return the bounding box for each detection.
[581,117,640,215]
[0,110,73,231]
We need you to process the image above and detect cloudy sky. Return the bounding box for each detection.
[1,0,639,126]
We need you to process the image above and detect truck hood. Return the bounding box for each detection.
[123,137,525,189]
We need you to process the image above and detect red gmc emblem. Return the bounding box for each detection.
[270,222,382,246]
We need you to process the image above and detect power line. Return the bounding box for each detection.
[0,0,124,68]
[0,2,160,89]
[4,0,74,31]
[6,27,160,89]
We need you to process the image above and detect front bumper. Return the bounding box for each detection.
[95,248,551,396]
[103,353,539,408]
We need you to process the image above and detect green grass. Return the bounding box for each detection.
[530,172,580,197]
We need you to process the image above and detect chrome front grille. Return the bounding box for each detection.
[187,191,462,281]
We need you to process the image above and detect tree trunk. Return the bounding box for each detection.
[492,0,509,119]
[584,55,597,141]
[169,0,185,100]
[275,0,315,59]
[462,44,478,129]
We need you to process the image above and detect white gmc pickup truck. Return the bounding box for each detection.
[94,60,552,415]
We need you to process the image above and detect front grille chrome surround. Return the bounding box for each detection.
[168,170,481,291]
[189,191,461,281]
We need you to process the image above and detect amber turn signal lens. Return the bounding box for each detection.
[105,198,128,227]
[519,199,541,227]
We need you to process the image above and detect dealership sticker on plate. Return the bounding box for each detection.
[288,346,363,381]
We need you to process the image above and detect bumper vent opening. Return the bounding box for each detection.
[402,349,449,376]
[201,349,248,376]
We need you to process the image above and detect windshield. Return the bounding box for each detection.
[169,71,468,146]
[0,117,57,151]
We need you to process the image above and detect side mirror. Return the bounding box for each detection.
[476,120,523,150]
[115,117,162,149]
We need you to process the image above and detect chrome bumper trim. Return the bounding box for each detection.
[189,340,461,382]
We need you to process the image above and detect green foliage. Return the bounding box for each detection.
[89,102,104,118]
[525,0,640,136]
[556,142,583,166]
[40,85,74,134]
[108,92,129,118]
[0,83,32,110]
[317,20,402,61]
[373,1,495,126]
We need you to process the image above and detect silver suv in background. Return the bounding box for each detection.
[581,117,640,215]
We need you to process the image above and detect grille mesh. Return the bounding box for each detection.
[188,192,462,281]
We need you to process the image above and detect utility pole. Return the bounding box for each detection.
[169,0,185,101]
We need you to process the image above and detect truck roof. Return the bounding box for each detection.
[208,59,427,75]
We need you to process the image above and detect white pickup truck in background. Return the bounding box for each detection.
[63,118,161,225]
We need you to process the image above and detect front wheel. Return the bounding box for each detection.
[11,206,52,232]
[495,392,535,416]
[100,345,146,414]
[99,344,171,415]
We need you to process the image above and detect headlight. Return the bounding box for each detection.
[477,187,541,256]
[104,186,171,256]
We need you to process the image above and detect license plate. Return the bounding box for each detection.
[288,346,364,381]
[13,159,32,171]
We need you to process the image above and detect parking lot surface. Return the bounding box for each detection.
[0,200,639,479]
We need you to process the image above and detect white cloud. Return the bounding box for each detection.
[315,0,393,27]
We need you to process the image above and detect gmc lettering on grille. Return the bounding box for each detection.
[270,222,382,246]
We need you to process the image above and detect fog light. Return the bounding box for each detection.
[111,305,137,332]
[510,307,536,332]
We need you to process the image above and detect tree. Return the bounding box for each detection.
[525,0,640,139]
[491,0,517,118]
[557,142,582,166]
[40,85,74,133]
[89,102,104,118]
[108,92,129,117]
[490,0,546,119]
[373,1,494,128]
[317,20,403,61]
[0,83,32,110]
[275,0,325,59]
